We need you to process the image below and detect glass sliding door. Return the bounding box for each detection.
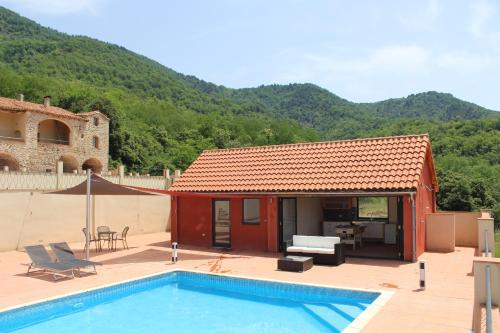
[212,199,231,248]
[279,198,297,251]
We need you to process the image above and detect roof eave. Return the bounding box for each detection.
[168,189,417,196]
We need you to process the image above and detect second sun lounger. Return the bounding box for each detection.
[49,242,101,273]
[25,245,77,280]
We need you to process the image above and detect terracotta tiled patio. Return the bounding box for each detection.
[0,232,475,332]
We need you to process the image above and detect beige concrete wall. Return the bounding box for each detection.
[297,197,322,235]
[0,191,170,251]
[432,211,481,247]
[425,213,455,252]
[473,257,500,333]
[453,211,481,247]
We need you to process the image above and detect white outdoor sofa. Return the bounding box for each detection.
[284,235,345,266]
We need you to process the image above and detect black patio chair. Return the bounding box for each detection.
[113,226,129,250]
[82,228,99,252]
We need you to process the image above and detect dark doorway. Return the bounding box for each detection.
[278,198,297,251]
[397,196,405,260]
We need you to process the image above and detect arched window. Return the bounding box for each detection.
[82,158,103,174]
[0,153,20,171]
[0,112,24,141]
[59,155,79,173]
[93,117,99,126]
[38,119,70,145]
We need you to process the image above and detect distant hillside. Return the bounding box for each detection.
[366,91,494,120]
[0,6,498,217]
[0,7,496,125]
[226,84,497,139]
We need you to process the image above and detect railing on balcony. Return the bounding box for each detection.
[38,137,70,145]
[0,134,24,142]
[0,170,177,191]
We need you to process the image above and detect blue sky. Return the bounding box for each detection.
[1,0,500,110]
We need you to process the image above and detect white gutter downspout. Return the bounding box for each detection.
[410,192,416,262]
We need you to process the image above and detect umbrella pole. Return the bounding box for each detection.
[85,169,91,260]
[92,195,96,247]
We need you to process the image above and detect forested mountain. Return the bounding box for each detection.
[0,6,498,219]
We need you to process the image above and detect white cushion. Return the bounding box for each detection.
[301,247,335,255]
[286,246,308,253]
[292,235,310,247]
[287,246,335,255]
[292,235,340,249]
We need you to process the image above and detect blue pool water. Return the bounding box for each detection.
[0,271,380,333]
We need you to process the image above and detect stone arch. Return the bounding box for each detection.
[82,158,103,174]
[59,155,79,173]
[0,153,20,171]
[38,119,71,145]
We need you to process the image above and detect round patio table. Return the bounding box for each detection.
[97,231,117,251]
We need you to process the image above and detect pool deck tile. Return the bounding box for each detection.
[0,232,476,332]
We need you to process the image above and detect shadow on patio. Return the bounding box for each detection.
[343,257,411,268]
[98,249,242,266]
[16,266,97,283]
[69,247,138,259]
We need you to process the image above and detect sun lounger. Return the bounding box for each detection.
[25,245,77,279]
[49,242,101,273]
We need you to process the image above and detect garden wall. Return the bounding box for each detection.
[0,191,170,251]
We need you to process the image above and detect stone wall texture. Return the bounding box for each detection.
[0,109,109,173]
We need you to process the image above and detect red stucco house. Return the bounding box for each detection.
[168,134,438,262]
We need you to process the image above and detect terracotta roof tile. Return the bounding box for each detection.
[0,97,86,120]
[170,134,433,193]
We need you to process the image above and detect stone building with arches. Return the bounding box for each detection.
[0,95,109,173]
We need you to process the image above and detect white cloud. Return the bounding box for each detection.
[0,0,105,15]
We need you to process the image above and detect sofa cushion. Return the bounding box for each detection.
[300,247,335,255]
[286,246,309,253]
[291,235,310,247]
[287,246,335,255]
[292,235,340,249]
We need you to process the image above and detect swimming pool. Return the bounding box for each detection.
[0,271,390,333]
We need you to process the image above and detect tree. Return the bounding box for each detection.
[470,180,495,209]
[437,171,474,211]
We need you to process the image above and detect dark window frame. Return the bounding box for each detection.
[357,196,390,221]
[278,197,297,252]
[242,198,260,225]
[212,198,231,248]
